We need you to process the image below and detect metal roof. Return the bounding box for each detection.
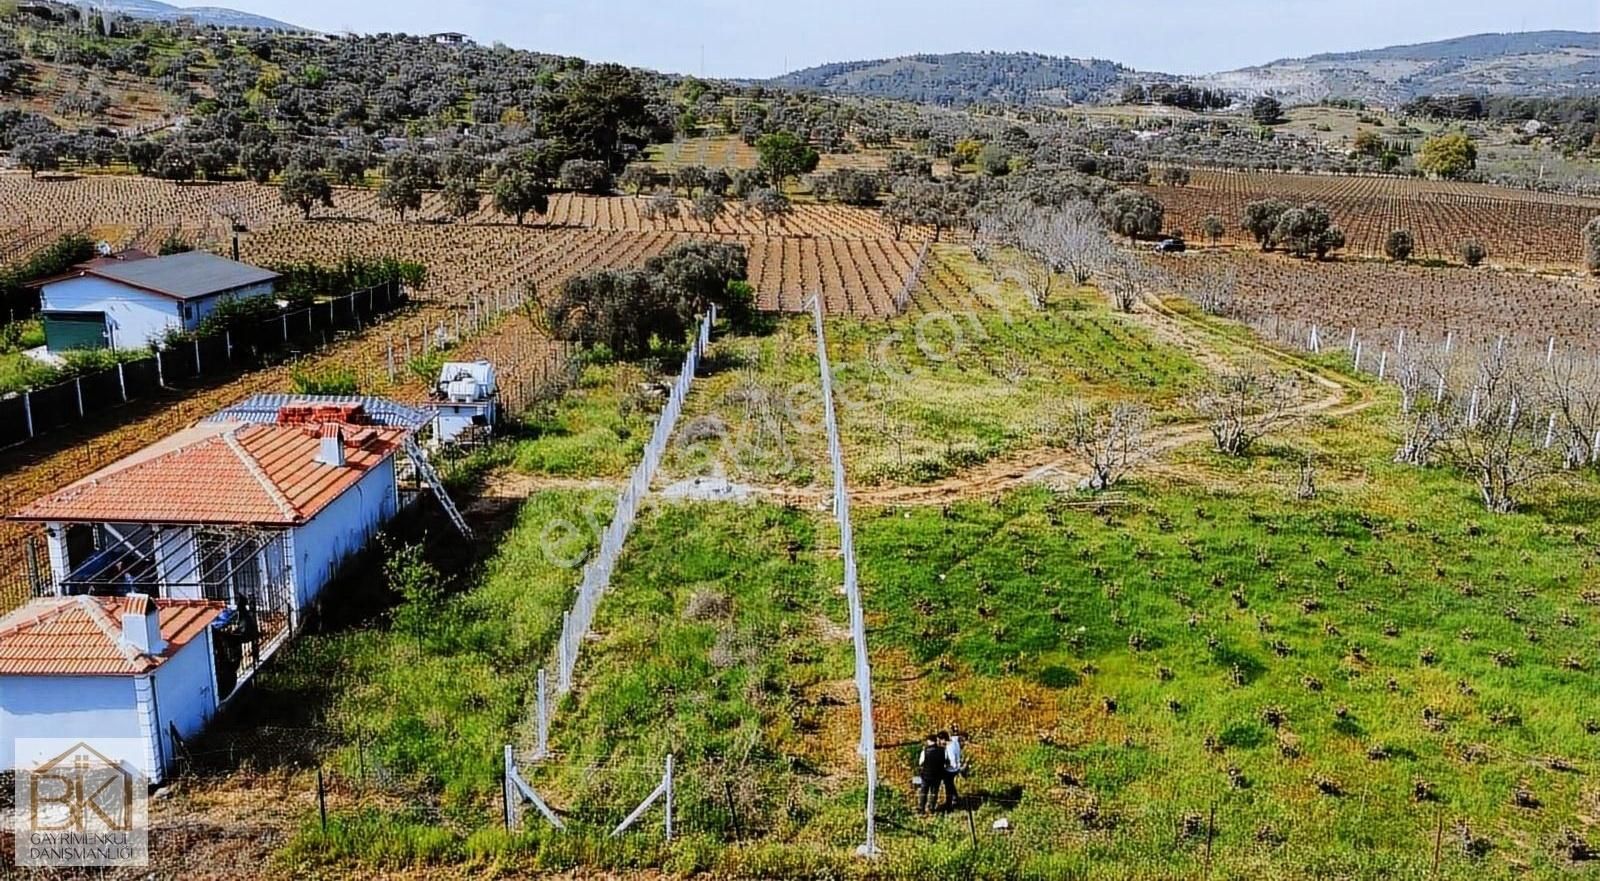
[206,395,433,430]
[81,251,279,301]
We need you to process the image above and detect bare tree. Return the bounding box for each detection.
[1540,352,1600,469]
[977,199,1110,309]
[1194,368,1299,456]
[1395,404,1450,466]
[641,190,681,220]
[1098,254,1146,314]
[1042,399,1154,490]
[1439,346,1559,513]
[1180,264,1237,317]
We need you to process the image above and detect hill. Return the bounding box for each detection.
[1192,30,1600,104]
[70,0,305,32]
[765,51,1147,105]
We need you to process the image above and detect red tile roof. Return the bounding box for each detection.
[11,421,405,526]
[0,596,226,676]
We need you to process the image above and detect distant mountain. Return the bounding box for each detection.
[765,52,1148,106]
[1190,31,1600,104]
[765,33,1600,107]
[73,0,306,31]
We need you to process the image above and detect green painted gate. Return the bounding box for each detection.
[41,310,109,351]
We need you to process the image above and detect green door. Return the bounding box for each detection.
[41,310,109,352]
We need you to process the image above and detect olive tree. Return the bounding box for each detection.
[279,164,333,219]
[1099,188,1164,240]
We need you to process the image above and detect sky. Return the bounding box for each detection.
[199,0,1598,78]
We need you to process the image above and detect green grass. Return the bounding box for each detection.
[852,402,1600,880]
[512,359,661,478]
[665,275,1215,488]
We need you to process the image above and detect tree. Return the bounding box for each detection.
[1201,214,1226,246]
[618,164,655,195]
[755,131,819,193]
[441,176,481,222]
[492,167,549,226]
[976,199,1109,308]
[1584,217,1600,275]
[279,164,333,219]
[978,143,1012,177]
[1242,199,1292,250]
[1043,400,1154,491]
[1352,129,1383,158]
[155,144,196,183]
[745,187,791,235]
[1384,229,1415,261]
[1099,188,1164,240]
[670,164,709,197]
[1251,96,1284,126]
[815,168,880,206]
[534,63,653,169]
[641,190,680,220]
[557,158,612,194]
[1272,203,1343,259]
[240,142,280,184]
[1196,368,1299,456]
[1160,166,1190,186]
[378,174,423,221]
[1417,132,1477,179]
[691,192,726,226]
[14,136,59,177]
[329,150,370,186]
[1459,238,1487,267]
[1440,347,1558,512]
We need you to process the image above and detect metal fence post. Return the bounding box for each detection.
[536,668,548,760]
[155,352,165,389]
[74,377,84,418]
[117,361,127,402]
[503,744,516,830]
[22,391,33,438]
[664,753,674,842]
[193,338,201,375]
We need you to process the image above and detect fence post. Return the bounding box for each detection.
[225,330,233,362]
[155,350,165,389]
[282,313,289,342]
[74,377,84,418]
[316,765,327,833]
[503,745,516,830]
[193,338,201,376]
[387,342,396,383]
[535,668,548,760]
[664,753,674,842]
[21,391,32,438]
[117,361,127,402]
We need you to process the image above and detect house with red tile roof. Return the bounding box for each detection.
[0,594,228,783]
[9,398,417,657]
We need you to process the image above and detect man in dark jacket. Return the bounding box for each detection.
[916,734,944,814]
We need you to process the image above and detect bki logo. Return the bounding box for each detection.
[29,742,138,832]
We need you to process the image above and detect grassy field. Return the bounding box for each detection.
[857,399,1600,879]
[256,255,1597,878]
[661,259,1229,489]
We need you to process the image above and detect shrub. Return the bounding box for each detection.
[1459,238,1486,267]
[1384,229,1415,261]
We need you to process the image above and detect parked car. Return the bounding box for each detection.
[1155,237,1187,253]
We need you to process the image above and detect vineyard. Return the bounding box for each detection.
[1146,169,1600,269]
[1158,251,1600,353]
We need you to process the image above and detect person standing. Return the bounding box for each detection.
[940,730,963,809]
[916,734,944,814]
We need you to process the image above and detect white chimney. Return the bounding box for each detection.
[120,596,165,655]
[316,425,346,466]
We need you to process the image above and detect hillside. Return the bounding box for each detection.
[1192,30,1600,104]
[765,51,1146,105]
[70,0,305,31]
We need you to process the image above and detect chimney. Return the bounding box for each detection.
[315,424,346,467]
[120,596,165,655]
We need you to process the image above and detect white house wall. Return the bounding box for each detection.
[151,630,219,744]
[290,456,398,611]
[0,675,141,772]
[156,527,199,599]
[40,276,184,351]
[40,277,276,351]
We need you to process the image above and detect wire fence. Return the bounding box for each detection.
[552,307,716,695]
[0,280,407,450]
[808,294,881,855]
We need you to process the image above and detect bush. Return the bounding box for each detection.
[1459,238,1487,267]
[1384,229,1415,261]
[290,364,359,395]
